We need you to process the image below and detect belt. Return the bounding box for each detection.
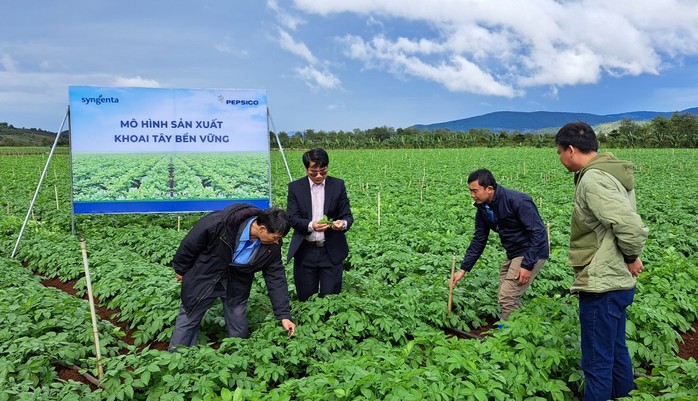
[304,239,325,247]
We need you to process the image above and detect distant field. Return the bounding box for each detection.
[0,146,69,155]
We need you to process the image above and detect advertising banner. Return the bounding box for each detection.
[69,86,271,214]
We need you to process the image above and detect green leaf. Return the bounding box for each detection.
[141,370,151,386]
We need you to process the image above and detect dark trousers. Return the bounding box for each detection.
[169,279,251,351]
[579,288,636,401]
[293,243,343,301]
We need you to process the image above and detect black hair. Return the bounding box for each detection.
[256,207,291,236]
[302,148,330,168]
[467,168,498,190]
[555,121,599,153]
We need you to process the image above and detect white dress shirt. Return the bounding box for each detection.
[306,177,325,242]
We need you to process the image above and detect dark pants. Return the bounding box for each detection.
[579,288,636,401]
[169,277,252,351]
[293,242,343,301]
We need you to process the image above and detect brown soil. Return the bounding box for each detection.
[469,319,498,337]
[39,275,173,352]
[54,364,98,392]
[38,273,170,389]
[447,319,698,362]
[678,321,698,360]
[29,265,698,387]
[40,276,137,346]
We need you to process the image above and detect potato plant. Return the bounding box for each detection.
[0,147,697,400]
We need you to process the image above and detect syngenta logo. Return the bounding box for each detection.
[81,94,119,105]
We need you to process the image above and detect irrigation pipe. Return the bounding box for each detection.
[444,326,484,341]
[68,364,106,389]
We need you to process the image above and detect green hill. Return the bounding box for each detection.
[0,122,69,147]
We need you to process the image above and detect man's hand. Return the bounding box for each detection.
[175,273,183,283]
[450,270,466,287]
[311,221,329,232]
[627,257,644,277]
[515,268,531,286]
[331,219,345,231]
[281,319,296,337]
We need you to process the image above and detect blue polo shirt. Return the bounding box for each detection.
[233,217,261,265]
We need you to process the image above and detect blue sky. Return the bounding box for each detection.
[2,0,698,133]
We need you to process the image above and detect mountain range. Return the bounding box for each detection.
[412,107,698,133]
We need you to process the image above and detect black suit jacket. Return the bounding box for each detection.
[286,176,353,265]
[172,204,290,319]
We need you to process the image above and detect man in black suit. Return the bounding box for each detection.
[287,148,353,301]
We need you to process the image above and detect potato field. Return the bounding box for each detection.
[1,147,697,400]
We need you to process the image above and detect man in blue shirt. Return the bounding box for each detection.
[169,204,295,350]
[451,169,549,321]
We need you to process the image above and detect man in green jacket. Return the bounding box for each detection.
[555,122,649,401]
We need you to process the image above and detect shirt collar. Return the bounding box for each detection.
[239,217,259,243]
[307,177,326,187]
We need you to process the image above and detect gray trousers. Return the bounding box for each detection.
[498,256,546,320]
[169,281,248,351]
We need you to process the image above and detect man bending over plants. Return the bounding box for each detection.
[555,121,648,400]
[169,204,296,351]
[451,168,549,321]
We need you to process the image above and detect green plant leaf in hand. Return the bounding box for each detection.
[318,215,333,225]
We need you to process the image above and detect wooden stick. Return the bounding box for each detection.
[448,255,456,315]
[54,184,60,210]
[177,215,181,232]
[377,191,381,227]
[546,222,551,251]
[79,239,104,380]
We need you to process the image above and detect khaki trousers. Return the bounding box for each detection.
[498,256,546,320]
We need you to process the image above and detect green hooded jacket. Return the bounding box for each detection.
[568,153,649,293]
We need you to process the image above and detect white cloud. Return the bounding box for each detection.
[1,54,17,72]
[278,29,317,64]
[214,43,249,58]
[112,76,161,88]
[268,0,306,30]
[296,65,341,90]
[343,35,517,97]
[291,0,698,96]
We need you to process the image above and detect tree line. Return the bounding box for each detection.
[2,111,696,149]
[0,123,70,147]
[270,112,698,149]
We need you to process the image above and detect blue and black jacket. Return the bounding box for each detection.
[461,185,549,272]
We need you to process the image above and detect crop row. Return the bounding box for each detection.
[71,152,269,201]
[0,257,126,401]
[0,148,697,400]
